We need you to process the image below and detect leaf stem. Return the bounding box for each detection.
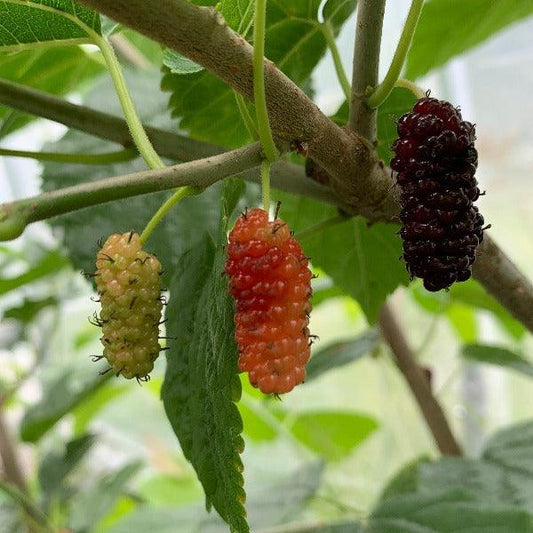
[261,159,271,213]
[319,22,351,101]
[367,0,425,108]
[395,78,426,99]
[234,91,259,141]
[95,36,165,169]
[0,147,137,165]
[253,0,278,163]
[140,186,202,245]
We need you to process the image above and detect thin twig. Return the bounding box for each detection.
[348,0,387,140]
[0,410,28,494]
[379,302,462,456]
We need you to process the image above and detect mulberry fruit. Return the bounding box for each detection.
[225,208,313,394]
[391,96,486,291]
[92,232,163,380]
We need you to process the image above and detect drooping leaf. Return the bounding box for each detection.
[69,462,141,533]
[0,0,101,50]
[38,433,95,500]
[0,47,104,138]
[305,328,380,382]
[289,411,378,461]
[277,194,409,323]
[406,0,533,79]
[161,0,358,148]
[161,180,248,532]
[20,366,111,442]
[461,344,533,379]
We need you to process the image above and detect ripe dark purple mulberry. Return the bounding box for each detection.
[392,97,486,291]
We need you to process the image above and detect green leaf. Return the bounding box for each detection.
[484,420,533,477]
[162,49,203,75]
[218,0,254,35]
[0,47,104,138]
[278,194,409,323]
[369,489,533,533]
[305,328,380,382]
[161,0,357,148]
[372,420,533,528]
[238,400,278,442]
[72,383,127,434]
[289,411,378,461]
[446,303,477,342]
[0,0,101,51]
[20,366,111,442]
[38,433,95,498]
[161,180,248,533]
[137,474,203,507]
[69,462,141,533]
[4,296,57,324]
[0,249,69,296]
[406,0,533,79]
[462,344,533,379]
[410,279,526,340]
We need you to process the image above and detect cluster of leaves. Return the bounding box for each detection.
[1,1,533,532]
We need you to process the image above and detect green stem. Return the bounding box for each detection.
[95,36,165,169]
[0,480,54,533]
[395,78,426,99]
[295,214,348,241]
[0,143,264,242]
[140,186,202,245]
[234,91,259,141]
[319,22,351,101]
[253,0,278,163]
[0,147,136,165]
[367,0,425,108]
[261,159,271,212]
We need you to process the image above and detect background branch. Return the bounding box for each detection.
[379,303,462,456]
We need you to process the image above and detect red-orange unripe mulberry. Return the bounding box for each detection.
[225,208,312,394]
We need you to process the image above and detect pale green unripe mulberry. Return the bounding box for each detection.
[93,232,163,380]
